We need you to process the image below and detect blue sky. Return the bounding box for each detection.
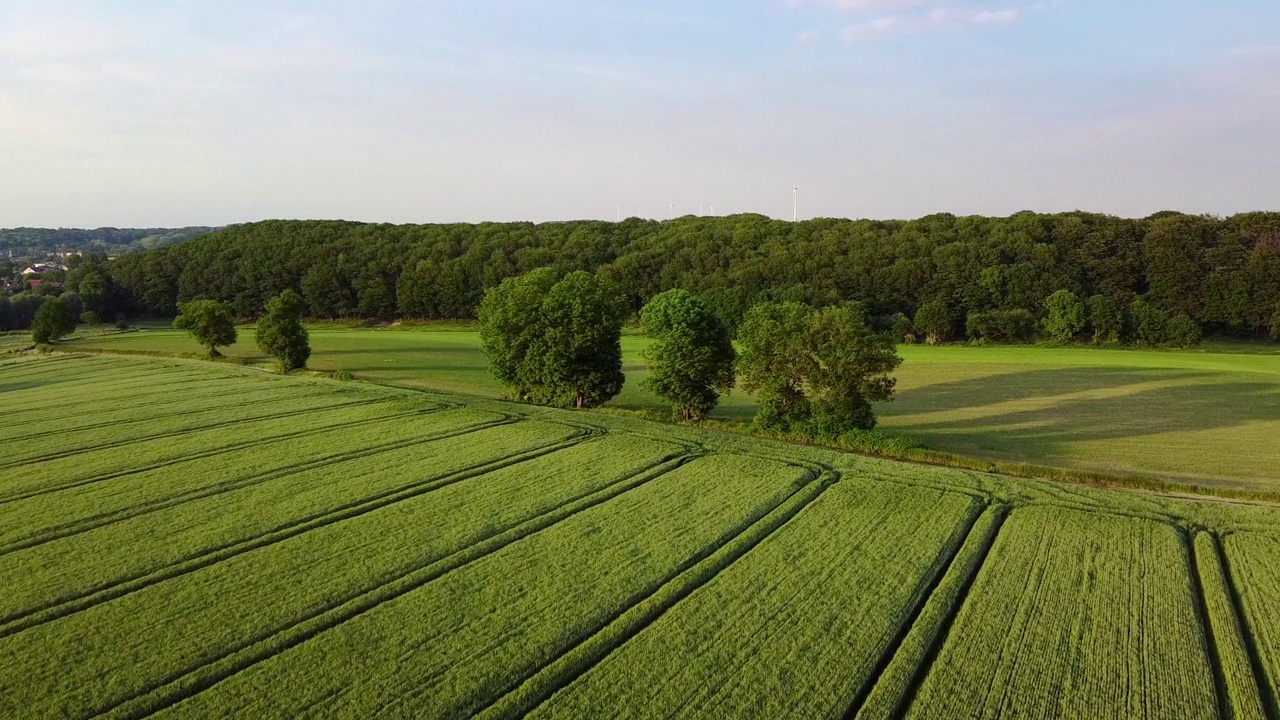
[0,1,1276,226]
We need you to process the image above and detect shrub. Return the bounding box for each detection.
[1166,313,1202,348]
[1043,290,1085,343]
[890,312,915,344]
[1130,297,1170,346]
[914,301,955,345]
[80,311,102,326]
[966,309,1036,343]
[1087,295,1124,344]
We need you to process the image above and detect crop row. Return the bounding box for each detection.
[904,506,1218,719]
[0,434,697,718]
[0,416,568,627]
[1192,533,1269,720]
[523,482,980,719]
[134,453,812,720]
[1221,533,1280,719]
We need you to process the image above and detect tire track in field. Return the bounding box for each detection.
[0,394,403,471]
[862,505,1011,720]
[1212,534,1280,720]
[1185,530,1235,720]
[0,399,437,504]
[7,375,268,432]
[0,355,140,382]
[0,366,210,401]
[0,425,626,640]
[472,462,839,720]
[0,412,525,556]
[841,498,995,720]
[82,441,711,720]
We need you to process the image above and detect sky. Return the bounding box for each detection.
[0,1,1277,227]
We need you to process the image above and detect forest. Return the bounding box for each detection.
[0,226,217,253]
[6,211,1280,343]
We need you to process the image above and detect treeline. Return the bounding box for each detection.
[0,226,218,252]
[103,211,1280,342]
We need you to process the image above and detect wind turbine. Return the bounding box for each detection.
[793,187,799,222]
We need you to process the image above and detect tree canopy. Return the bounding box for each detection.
[738,302,901,434]
[256,289,311,372]
[30,296,76,343]
[478,269,628,409]
[173,300,237,357]
[640,289,737,422]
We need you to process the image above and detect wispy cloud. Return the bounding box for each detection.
[791,0,1053,43]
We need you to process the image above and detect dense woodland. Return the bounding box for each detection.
[6,212,1280,343]
[0,226,217,253]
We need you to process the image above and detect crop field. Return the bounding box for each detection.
[4,354,1280,719]
[62,326,1280,490]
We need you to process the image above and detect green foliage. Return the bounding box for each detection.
[890,312,915,344]
[478,269,628,408]
[0,295,11,332]
[966,309,1036,342]
[1042,289,1086,343]
[80,311,102,326]
[256,289,311,372]
[173,299,237,357]
[738,302,900,433]
[1271,302,1280,342]
[30,296,76,343]
[639,289,736,422]
[1087,294,1124,344]
[914,300,955,345]
[1166,313,1202,348]
[1131,297,1171,346]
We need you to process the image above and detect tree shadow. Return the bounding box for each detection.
[0,380,54,394]
[888,367,1280,457]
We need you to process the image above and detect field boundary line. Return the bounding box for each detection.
[0,426,611,637]
[0,413,524,555]
[0,400,456,504]
[0,395,402,472]
[88,445,697,720]
[1213,534,1280,720]
[470,465,837,720]
[842,498,994,720]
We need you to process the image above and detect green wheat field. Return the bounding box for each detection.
[2,353,1279,719]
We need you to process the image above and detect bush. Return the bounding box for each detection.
[31,296,76,344]
[1087,294,1124,344]
[115,314,130,330]
[1271,303,1280,342]
[890,312,915,344]
[966,309,1036,343]
[80,311,102,326]
[1166,313,1202,348]
[1043,290,1086,343]
[1130,297,1170,346]
[914,301,955,345]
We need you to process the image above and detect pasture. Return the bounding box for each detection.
[2,354,1279,718]
[62,326,1280,490]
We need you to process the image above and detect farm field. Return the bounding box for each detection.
[3,354,1280,718]
[62,325,1280,490]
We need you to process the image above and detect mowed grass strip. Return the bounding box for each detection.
[1193,533,1269,720]
[0,433,690,719]
[145,454,810,720]
[1222,533,1280,717]
[524,483,978,720]
[905,507,1218,720]
[852,505,1007,720]
[0,387,388,467]
[0,417,568,624]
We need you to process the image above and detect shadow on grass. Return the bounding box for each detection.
[889,367,1280,460]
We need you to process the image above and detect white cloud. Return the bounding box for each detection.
[841,17,901,41]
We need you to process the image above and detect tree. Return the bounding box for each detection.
[738,302,901,434]
[31,296,76,343]
[1166,313,1202,348]
[737,302,813,429]
[1043,290,1086,343]
[890,313,915,344]
[1087,294,1123,344]
[913,301,954,345]
[478,269,627,409]
[640,289,736,422]
[1130,297,1170,346]
[256,289,311,372]
[173,300,237,357]
[0,295,11,331]
[1272,302,1280,342]
[966,310,1036,343]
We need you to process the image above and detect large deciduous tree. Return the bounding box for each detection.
[478,269,628,409]
[256,289,311,372]
[174,299,237,357]
[640,289,736,422]
[738,301,901,434]
[31,296,76,343]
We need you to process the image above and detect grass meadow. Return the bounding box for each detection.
[62,325,1280,491]
[3,354,1280,718]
